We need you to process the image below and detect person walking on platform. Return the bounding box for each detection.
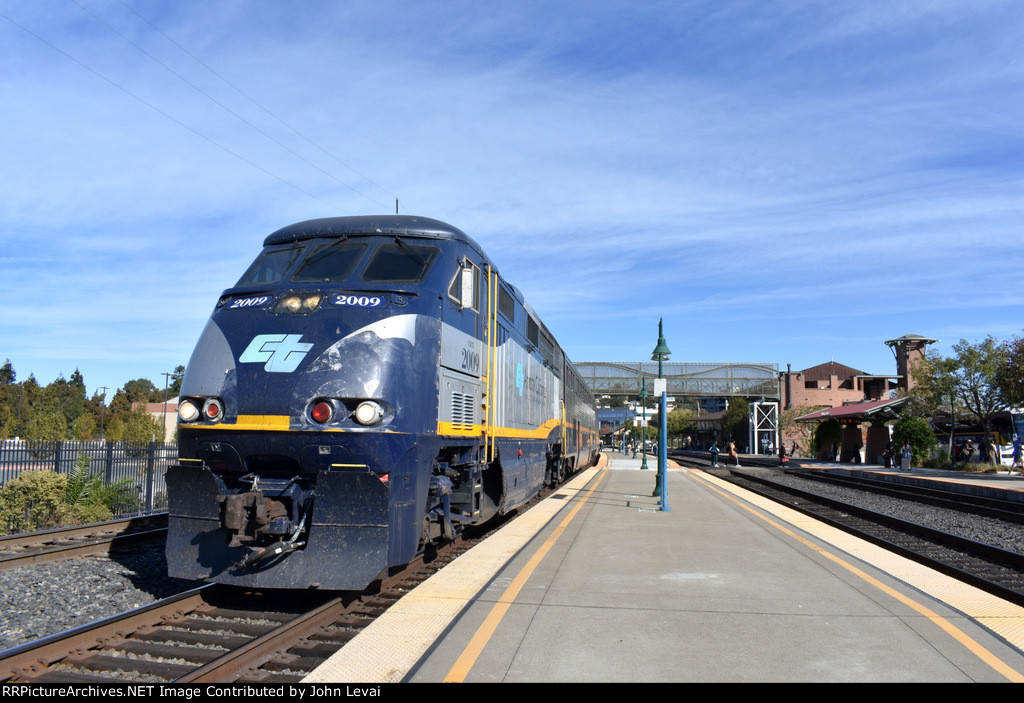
[1012,436,1022,472]
[710,441,719,467]
[727,439,739,467]
[883,440,895,469]
[779,442,787,466]
[963,439,975,463]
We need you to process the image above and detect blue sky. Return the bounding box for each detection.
[2,1,1022,400]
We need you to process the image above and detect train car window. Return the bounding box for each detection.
[361,242,439,283]
[447,259,480,310]
[236,245,304,285]
[291,241,368,283]
[498,286,515,322]
[527,316,539,347]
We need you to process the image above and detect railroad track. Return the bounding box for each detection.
[788,468,1024,523]
[0,464,587,685]
[0,514,168,571]
[705,466,1024,608]
[0,531,479,684]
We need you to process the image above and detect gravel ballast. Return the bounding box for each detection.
[758,469,1024,555]
[0,547,196,650]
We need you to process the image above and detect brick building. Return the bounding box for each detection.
[781,334,937,462]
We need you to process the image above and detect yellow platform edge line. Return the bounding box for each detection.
[303,459,609,684]
[685,468,1024,683]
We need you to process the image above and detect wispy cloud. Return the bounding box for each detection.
[1,0,1021,394]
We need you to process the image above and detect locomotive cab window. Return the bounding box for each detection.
[237,244,304,285]
[447,258,480,310]
[291,240,368,283]
[361,242,439,283]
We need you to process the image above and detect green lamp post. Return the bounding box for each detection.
[652,319,671,507]
[639,377,649,470]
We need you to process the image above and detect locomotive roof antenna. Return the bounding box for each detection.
[396,198,399,214]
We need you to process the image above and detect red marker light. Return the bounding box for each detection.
[311,401,333,424]
[203,398,223,421]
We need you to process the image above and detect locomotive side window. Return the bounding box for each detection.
[361,242,439,283]
[291,241,368,283]
[236,245,304,285]
[498,286,516,322]
[447,258,480,310]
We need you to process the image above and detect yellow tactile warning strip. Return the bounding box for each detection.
[684,468,1024,682]
[302,460,609,684]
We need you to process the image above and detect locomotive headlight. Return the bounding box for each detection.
[178,399,200,423]
[203,398,224,422]
[279,295,302,313]
[302,293,323,311]
[354,400,384,426]
[274,292,323,314]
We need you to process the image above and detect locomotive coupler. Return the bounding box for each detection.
[429,475,455,540]
[235,513,308,569]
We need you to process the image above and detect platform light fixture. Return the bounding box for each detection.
[651,319,671,510]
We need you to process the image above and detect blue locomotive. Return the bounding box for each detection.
[166,216,598,589]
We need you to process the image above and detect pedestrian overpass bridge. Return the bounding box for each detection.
[576,361,779,400]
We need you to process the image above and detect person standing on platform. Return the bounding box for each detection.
[727,438,739,467]
[901,440,913,472]
[710,441,719,467]
[1012,435,1022,472]
[779,442,787,466]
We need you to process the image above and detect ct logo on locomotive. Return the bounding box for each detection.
[239,334,313,372]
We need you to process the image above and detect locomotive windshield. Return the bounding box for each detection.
[236,244,303,285]
[361,242,439,283]
[234,239,440,288]
[291,240,368,283]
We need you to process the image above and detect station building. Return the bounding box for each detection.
[783,334,937,463]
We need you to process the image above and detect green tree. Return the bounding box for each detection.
[122,378,158,404]
[118,404,164,443]
[912,337,1008,463]
[666,407,696,443]
[892,415,937,466]
[167,365,185,399]
[722,398,749,450]
[995,332,1024,409]
[0,359,14,385]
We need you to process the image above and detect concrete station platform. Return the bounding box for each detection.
[305,452,1024,683]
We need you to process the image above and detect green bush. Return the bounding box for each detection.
[65,454,138,518]
[0,470,71,534]
[892,415,937,466]
[0,454,138,536]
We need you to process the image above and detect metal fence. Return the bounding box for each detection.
[0,440,177,517]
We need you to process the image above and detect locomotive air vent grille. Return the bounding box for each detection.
[451,392,475,430]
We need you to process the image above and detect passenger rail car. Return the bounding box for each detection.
[166,216,598,589]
